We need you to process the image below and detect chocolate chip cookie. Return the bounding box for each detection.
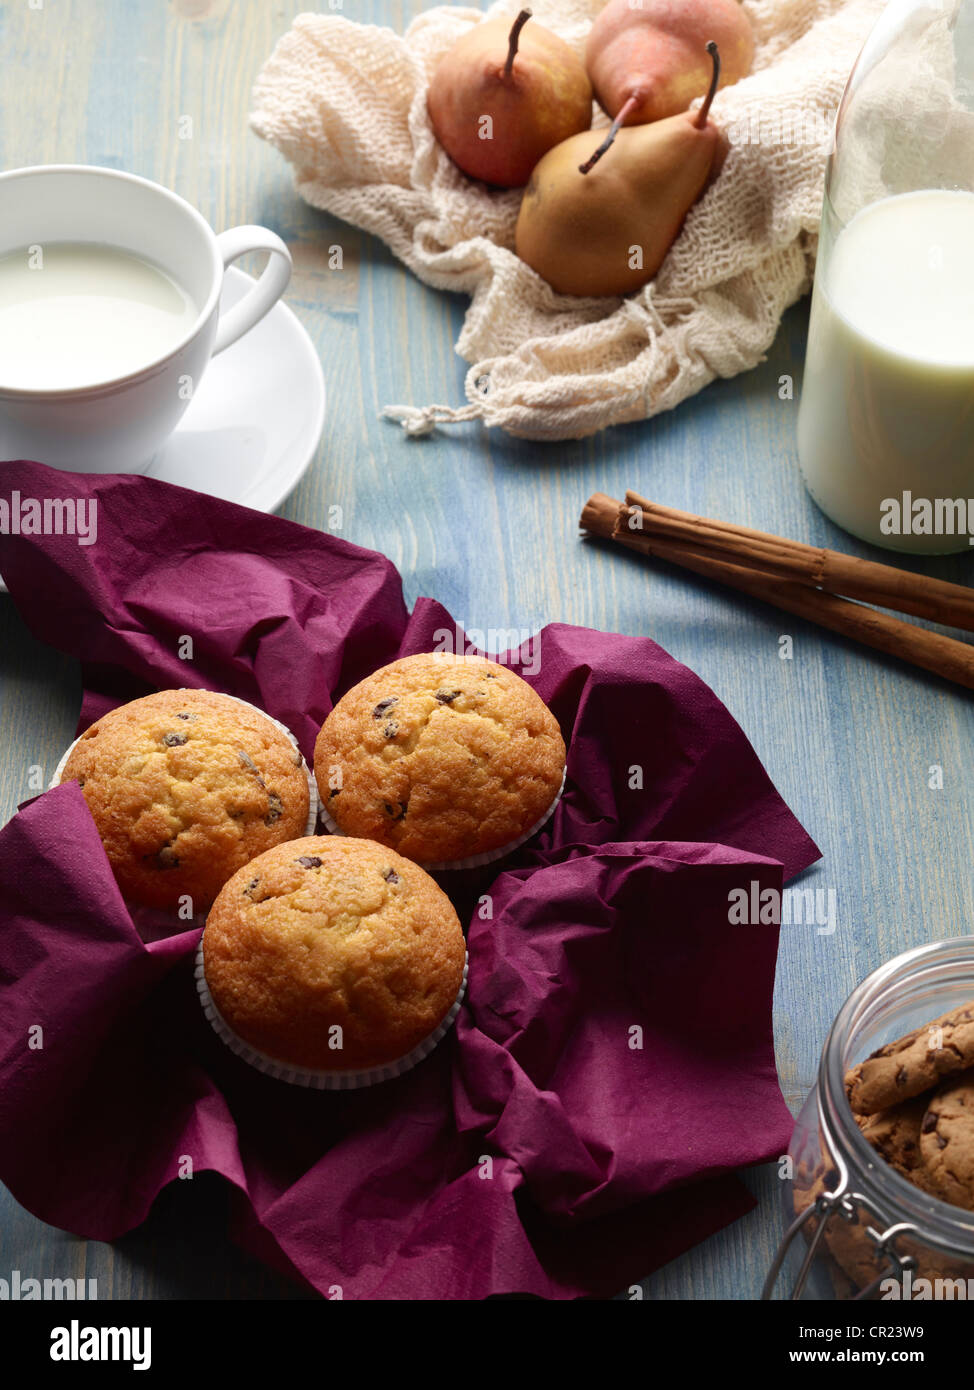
[918,1069,974,1211]
[845,999,974,1116]
[857,1095,938,1192]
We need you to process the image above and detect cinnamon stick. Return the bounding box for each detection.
[623,492,974,632]
[580,493,974,691]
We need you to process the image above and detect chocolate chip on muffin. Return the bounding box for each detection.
[237,749,265,787]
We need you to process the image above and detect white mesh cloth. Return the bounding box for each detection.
[250,0,886,440]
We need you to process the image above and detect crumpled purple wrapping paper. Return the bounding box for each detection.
[0,461,820,1299]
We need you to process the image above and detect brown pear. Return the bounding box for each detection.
[427,9,593,189]
[515,43,727,297]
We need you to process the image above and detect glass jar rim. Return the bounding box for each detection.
[819,936,974,1259]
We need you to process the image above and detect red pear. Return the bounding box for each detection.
[427,9,593,189]
[586,0,754,127]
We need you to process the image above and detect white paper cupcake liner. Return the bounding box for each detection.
[319,764,567,871]
[50,690,319,931]
[51,688,319,836]
[195,939,468,1090]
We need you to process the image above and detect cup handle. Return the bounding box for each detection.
[211,226,292,355]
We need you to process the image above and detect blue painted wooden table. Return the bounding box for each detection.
[1,0,973,1300]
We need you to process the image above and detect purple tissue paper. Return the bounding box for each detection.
[0,461,819,1299]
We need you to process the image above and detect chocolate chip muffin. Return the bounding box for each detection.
[201,836,466,1073]
[314,653,566,867]
[59,689,312,911]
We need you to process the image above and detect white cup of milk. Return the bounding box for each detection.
[0,164,292,473]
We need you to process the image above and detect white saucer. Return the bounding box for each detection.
[142,266,325,509]
[0,266,325,591]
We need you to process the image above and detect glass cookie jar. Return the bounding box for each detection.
[765,938,974,1300]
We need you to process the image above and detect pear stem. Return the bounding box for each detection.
[503,8,532,79]
[578,93,639,175]
[695,41,721,129]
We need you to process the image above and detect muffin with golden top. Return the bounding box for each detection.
[200,836,466,1076]
[314,652,566,868]
[59,688,312,911]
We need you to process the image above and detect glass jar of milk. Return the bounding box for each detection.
[798,0,974,554]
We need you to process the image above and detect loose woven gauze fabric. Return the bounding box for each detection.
[251,0,885,441]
